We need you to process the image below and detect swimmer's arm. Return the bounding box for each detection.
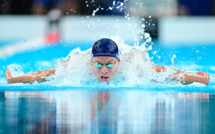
[154,65,210,85]
[5,67,55,84]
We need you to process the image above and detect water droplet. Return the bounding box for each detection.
[113,1,115,6]
[109,7,113,10]
[92,8,99,16]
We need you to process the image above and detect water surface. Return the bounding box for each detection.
[1,89,215,134]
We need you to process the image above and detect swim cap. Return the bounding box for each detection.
[92,38,120,61]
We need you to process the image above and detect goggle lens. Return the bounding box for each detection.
[94,63,103,69]
[93,62,116,69]
[106,63,115,68]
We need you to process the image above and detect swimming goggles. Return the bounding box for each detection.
[93,62,116,69]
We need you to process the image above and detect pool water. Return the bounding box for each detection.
[1,90,215,134]
[0,40,215,133]
[0,41,214,88]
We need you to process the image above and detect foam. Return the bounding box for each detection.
[8,64,25,77]
[42,36,183,87]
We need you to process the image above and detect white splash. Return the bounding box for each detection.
[171,54,176,67]
[8,64,25,77]
[44,37,180,87]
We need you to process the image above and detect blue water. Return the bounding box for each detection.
[1,90,215,134]
[0,41,214,90]
[0,40,215,133]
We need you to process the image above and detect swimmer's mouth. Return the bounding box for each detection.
[100,76,109,81]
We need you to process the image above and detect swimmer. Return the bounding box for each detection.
[5,38,210,85]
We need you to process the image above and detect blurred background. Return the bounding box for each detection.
[0,0,215,73]
[0,1,215,133]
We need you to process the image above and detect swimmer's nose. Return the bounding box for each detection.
[101,67,108,75]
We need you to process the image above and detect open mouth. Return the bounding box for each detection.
[100,76,109,81]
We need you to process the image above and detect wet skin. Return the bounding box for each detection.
[91,57,120,82]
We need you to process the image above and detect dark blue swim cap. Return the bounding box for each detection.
[92,38,120,61]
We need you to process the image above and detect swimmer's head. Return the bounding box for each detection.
[91,38,120,82]
[92,38,120,61]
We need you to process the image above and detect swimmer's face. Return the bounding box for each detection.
[91,57,120,82]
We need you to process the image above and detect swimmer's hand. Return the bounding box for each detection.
[5,67,55,84]
[183,71,210,85]
[154,65,210,85]
[5,67,13,84]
